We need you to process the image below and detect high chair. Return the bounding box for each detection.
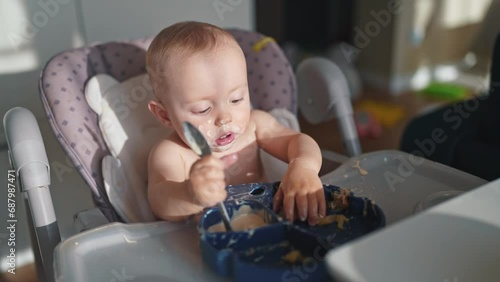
[4,28,488,281]
[5,29,360,281]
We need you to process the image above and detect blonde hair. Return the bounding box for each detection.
[146,21,236,95]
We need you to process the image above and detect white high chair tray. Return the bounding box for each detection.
[54,220,228,282]
[53,150,487,282]
[320,150,487,225]
[325,176,500,282]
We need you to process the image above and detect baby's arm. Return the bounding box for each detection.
[253,110,326,225]
[148,142,227,222]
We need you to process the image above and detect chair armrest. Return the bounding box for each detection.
[74,207,110,232]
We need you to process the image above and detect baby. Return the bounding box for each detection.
[146,21,325,226]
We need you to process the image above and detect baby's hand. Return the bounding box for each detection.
[273,163,326,226]
[189,155,227,208]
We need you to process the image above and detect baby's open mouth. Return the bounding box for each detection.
[215,132,235,146]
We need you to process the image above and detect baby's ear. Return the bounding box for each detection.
[148,100,172,127]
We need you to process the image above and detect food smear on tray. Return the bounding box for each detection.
[352,160,368,175]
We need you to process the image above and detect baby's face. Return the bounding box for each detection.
[160,42,251,153]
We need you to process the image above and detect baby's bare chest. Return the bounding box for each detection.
[224,141,264,185]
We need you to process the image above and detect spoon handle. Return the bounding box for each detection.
[218,202,233,231]
[182,121,233,231]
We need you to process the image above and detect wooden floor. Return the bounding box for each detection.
[0,264,38,282]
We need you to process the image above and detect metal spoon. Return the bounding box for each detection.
[182,121,233,232]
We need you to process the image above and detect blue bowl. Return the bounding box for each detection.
[233,225,329,282]
[225,182,279,209]
[198,182,385,281]
[289,185,385,247]
[199,199,283,276]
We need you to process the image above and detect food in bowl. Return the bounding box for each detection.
[208,205,268,232]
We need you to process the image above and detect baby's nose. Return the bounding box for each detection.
[215,112,232,126]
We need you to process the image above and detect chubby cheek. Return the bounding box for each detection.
[197,123,210,139]
[232,110,251,134]
[196,121,218,143]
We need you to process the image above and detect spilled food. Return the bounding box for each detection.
[352,160,368,175]
[317,214,350,229]
[282,249,304,264]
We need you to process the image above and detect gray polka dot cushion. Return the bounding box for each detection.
[39,29,297,222]
[230,30,297,113]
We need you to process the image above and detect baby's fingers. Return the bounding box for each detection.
[307,193,318,226]
[296,193,308,222]
[195,155,225,170]
[317,189,326,217]
[193,179,226,207]
[192,157,225,180]
[273,187,283,213]
[283,193,296,221]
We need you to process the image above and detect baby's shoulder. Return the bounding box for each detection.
[249,109,275,126]
[251,108,284,121]
[250,108,268,118]
[148,132,194,182]
[149,132,190,163]
[250,109,282,132]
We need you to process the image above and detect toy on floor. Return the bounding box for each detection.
[421,82,468,101]
[354,110,382,139]
[355,100,405,128]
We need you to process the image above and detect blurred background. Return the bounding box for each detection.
[1,0,498,149]
[1,0,499,281]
